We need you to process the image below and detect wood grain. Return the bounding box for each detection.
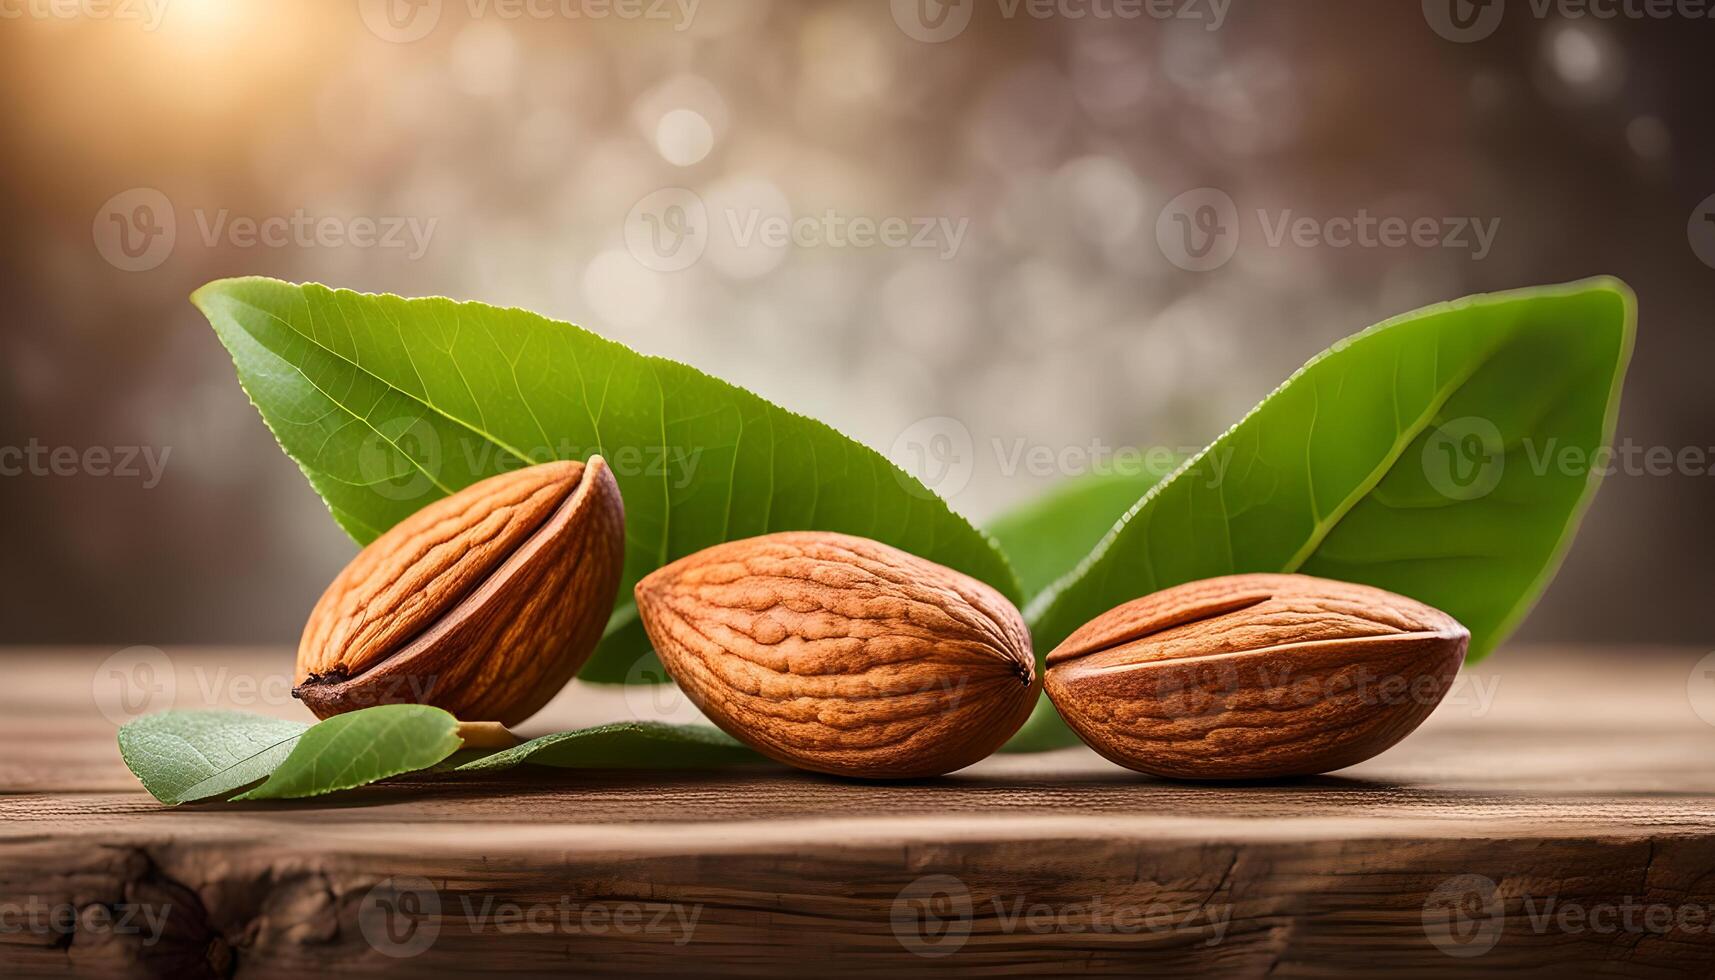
[3,645,1714,978]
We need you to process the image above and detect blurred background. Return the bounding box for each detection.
[1,0,1710,648]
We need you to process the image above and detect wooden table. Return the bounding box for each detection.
[3,645,1713,978]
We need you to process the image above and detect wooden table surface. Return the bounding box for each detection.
[3,645,1713,978]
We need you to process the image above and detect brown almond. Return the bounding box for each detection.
[1044,573,1468,779]
[295,457,625,726]
[634,531,1038,778]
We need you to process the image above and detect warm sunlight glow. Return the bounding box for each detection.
[163,0,249,37]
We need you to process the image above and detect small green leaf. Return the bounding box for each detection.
[192,277,1023,684]
[1014,279,1634,750]
[235,704,461,800]
[118,710,310,805]
[986,458,1179,601]
[455,721,765,772]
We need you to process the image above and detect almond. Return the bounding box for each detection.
[634,531,1038,778]
[295,457,625,726]
[1044,573,1468,779]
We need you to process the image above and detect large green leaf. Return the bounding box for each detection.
[193,278,1021,682]
[986,459,1179,601]
[236,704,462,800]
[1015,278,1634,749]
[118,711,310,805]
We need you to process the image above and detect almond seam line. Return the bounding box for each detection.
[1078,630,1461,674]
[1048,591,1276,665]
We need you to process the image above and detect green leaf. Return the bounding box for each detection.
[1012,279,1634,750]
[582,603,651,684]
[192,277,1022,682]
[983,460,1179,752]
[454,722,765,772]
[235,704,461,800]
[118,711,310,805]
[986,457,1179,601]
[1003,699,1081,753]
